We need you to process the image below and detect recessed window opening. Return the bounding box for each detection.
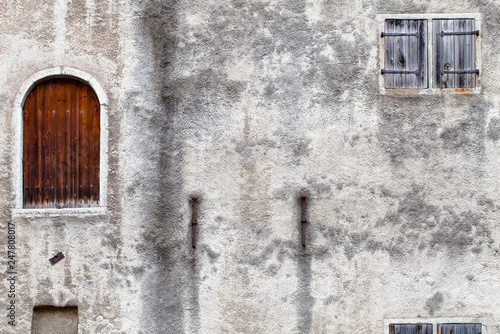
[32,306,78,334]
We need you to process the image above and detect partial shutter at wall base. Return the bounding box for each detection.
[389,324,432,334]
[438,323,482,334]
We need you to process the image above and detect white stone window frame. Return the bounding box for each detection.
[12,67,109,217]
[377,13,482,95]
[384,318,487,334]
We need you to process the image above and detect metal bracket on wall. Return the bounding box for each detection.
[49,252,65,265]
[300,195,308,247]
[190,196,198,248]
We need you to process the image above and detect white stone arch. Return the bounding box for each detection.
[13,67,108,216]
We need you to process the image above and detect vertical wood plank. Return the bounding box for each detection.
[86,85,92,204]
[406,20,413,87]
[457,19,466,87]
[442,20,453,88]
[22,94,28,207]
[46,81,56,207]
[394,19,404,88]
[464,19,470,87]
[451,19,458,87]
[43,82,51,208]
[89,87,100,205]
[65,79,72,207]
[74,81,81,206]
[79,82,89,206]
[419,20,428,88]
[385,19,395,88]
[55,79,63,207]
[432,19,441,88]
[401,20,408,87]
[68,81,80,207]
[467,19,476,88]
[408,20,417,88]
[23,91,35,207]
[35,84,45,207]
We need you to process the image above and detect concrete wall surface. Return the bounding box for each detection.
[1,0,500,333]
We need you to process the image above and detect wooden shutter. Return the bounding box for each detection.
[438,323,481,334]
[389,324,432,334]
[433,19,478,88]
[23,78,100,208]
[383,19,427,89]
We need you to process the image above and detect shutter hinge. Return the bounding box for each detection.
[441,30,479,37]
[381,69,419,75]
[440,69,480,75]
[381,32,419,37]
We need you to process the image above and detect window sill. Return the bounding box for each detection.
[12,207,107,218]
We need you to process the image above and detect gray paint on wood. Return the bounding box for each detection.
[385,20,395,88]
[439,323,482,334]
[384,19,427,88]
[389,324,433,334]
[433,19,477,88]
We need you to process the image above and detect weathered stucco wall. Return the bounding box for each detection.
[1,0,500,333]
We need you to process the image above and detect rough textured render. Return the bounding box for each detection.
[0,0,499,333]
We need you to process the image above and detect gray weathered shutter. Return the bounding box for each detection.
[389,324,432,334]
[433,19,478,88]
[438,323,481,334]
[382,19,427,89]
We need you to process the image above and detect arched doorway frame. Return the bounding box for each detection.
[13,67,108,216]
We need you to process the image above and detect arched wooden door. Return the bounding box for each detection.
[23,78,100,208]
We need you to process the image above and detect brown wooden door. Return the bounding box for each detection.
[23,78,100,208]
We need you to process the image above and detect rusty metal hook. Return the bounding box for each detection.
[190,196,198,248]
[300,194,308,247]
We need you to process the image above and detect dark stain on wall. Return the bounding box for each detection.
[317,223,382,260]
[440,104,488,155]
[0,92,12,212]
[134,1,193,333]
[297,248,314,334]
[297,194,313,334]
[487,117,500,142]
[378,185,493,257]
[377,99,442,164]
[425,292,444,316]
